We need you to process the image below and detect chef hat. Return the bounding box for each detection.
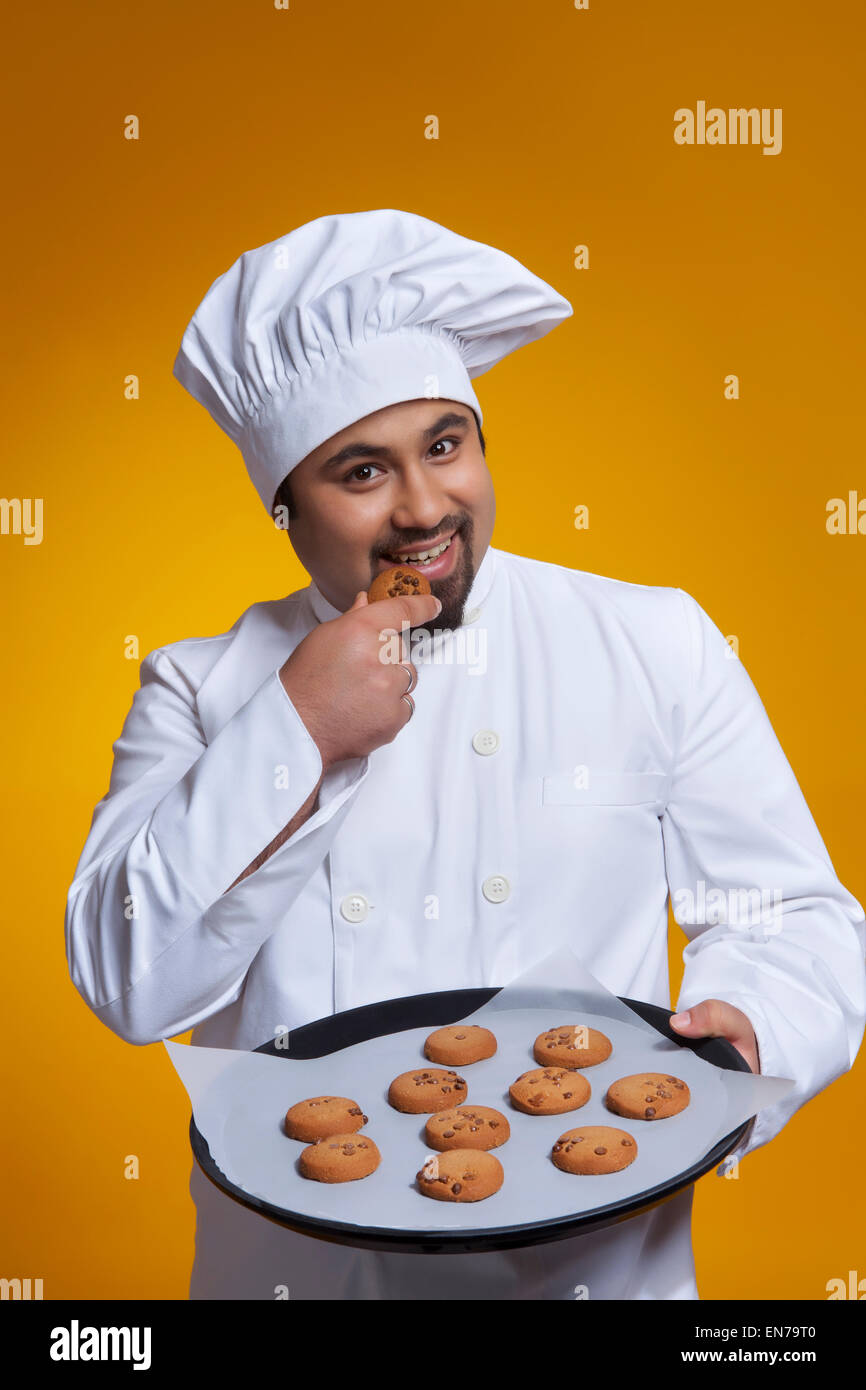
[173,208,573,515]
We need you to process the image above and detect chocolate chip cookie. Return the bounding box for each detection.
[509,1067,591,1115]
[416,1149,504,1202]
[424,1024,497,1066]
[424,1105,510,1152]
[368,565,432,602]
[605,1073,690,1120]
[298,1133,381,1183]
[388,1068,468,1113]
[284,1096,368,1142]
[551,1125,638,1174]
[533,1023,612,1069]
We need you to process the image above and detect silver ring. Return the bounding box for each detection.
[401,693,415,720]
[400,663,416,694]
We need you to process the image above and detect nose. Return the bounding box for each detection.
[389,463,450,535]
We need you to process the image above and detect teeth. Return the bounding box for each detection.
[389,536,453,564]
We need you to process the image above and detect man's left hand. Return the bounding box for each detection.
[669,999,759,1073]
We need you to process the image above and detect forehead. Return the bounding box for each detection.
[297,399,477,478]
[330,397,474,446]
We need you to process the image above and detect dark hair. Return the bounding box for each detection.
[272,414,486,522]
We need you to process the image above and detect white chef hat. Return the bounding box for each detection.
[173,208,573,515]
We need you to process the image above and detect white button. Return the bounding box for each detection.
[482,875,510,903]
[463,607,482,624]
[339,894,370,922]
[472,729,500,756]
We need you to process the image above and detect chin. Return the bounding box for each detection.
[426,543,476,632]
[399,518,477,633]
[427,595,465,633]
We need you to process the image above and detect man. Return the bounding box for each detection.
[65,209,866,1299]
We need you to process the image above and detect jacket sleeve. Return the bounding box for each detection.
[65,646,369,1045]
[661,588,866,1170]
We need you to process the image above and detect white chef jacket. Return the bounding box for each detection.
[65,546,866,1299]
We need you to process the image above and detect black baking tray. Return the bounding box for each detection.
[189,987,752,1254]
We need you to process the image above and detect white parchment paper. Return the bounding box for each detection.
[165,947,793,1234]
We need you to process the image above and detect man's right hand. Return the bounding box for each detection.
[279,589,442,769]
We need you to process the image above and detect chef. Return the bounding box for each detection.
[65,209,866,1300]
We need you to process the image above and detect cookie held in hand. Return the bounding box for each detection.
[368,565,432,602]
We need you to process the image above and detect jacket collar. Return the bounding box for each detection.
[194,594,308,744]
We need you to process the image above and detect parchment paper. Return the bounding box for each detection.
[165,947,793,1234]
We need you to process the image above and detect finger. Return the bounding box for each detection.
[400,692,415,724]
[348,590,369,612]
[670,999,758,1071]
[398,662,417,694]
[364,593,442,627]
[670,999,737,1038]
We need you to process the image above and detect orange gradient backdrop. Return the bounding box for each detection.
[2,0,864,1300]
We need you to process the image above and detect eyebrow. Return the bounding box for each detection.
[320,411,473,471]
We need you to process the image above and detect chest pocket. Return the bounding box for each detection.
[541,771,670,809]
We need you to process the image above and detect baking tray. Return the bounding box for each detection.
[189,986,752,1253]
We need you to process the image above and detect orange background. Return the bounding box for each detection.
[2,0,864,1300]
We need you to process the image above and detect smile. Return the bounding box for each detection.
[386,534,454,566]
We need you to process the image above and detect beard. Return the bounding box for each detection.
[374,514,477,634]
[413,515,476,633]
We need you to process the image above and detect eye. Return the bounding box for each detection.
[344,463,383,483]
[430,436,459,457]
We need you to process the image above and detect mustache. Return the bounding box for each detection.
[376,518,471,555]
